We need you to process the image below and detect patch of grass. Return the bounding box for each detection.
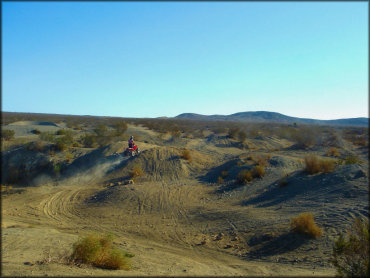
[252,165,265,178]
[69,233,131,270]
[181,149,192,162]
[290,212,323,239]
[327,147,340,157]
[304,154,335,174]
[237,169,253,184]
[331,217,369,277]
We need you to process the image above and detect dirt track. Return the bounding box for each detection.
[2,122,368,276]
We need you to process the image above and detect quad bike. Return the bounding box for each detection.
[123,146,140,157]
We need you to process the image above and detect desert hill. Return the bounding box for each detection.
[176,111,369,126]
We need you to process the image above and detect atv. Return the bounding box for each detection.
[123,146,140,157]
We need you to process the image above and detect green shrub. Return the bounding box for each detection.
[94,124,108,137]
[2,129,15,140]
[81,134,97,148]
[69,233,131,270]
[332,218,369,277]
[56,129,73,136]
[40,132,55,142]
[113,120,128,136]
[344,155,361,165]
[290,212,323,238]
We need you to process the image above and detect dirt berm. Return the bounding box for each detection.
[109,147,212,182]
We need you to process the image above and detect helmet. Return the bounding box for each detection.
[130,136,133,140]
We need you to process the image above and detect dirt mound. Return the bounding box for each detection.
[109,147,211,181]
[4,121,62,136]
[244,164,368,208]
[9,121,59,127]
[269,156,303,170]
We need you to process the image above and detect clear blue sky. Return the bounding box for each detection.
[2,1,368,120]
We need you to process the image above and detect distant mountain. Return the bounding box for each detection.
[175,111,369,127]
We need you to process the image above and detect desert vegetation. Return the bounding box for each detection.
[332,218,369,277]
[304,154,335,174]
[290,212,323,239]
[1,111,368,276]
[3,129,15,140]
[69,233,132,270]
[130,165,144,181]
[181,149,192,161]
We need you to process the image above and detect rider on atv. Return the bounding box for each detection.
[128,136,138,151]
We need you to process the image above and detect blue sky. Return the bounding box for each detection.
[2,1,368,119]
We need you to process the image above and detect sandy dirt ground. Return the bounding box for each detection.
[2,122,368,276]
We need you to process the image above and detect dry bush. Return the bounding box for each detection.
[221,170,228,178]
[291,127,319,148]
[228,127,240,139]
[27,141,44,152]
[252,165,265,178]
[320,159,336,173]
[2,129,15,140]
[181,149,192,161]
[130,165,144,180]
[327,147,340,157]
[254,155,268,167]
[237,170,253,184]
[217,176,224,184]
[238,131,247,142]
[304,154,335,174]
[290,212,323,238]
[278,176,289,187]
[69,233,131,270]
[332,217,369,277]
[236,161,244,166]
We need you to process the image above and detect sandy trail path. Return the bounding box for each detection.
[2,181,334,276]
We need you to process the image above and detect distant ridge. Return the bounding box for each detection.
[175,111,369,127]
